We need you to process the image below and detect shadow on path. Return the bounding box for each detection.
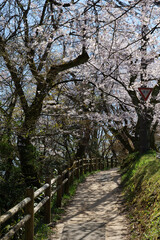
[50,168,129,240]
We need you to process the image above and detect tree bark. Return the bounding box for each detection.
[17,135,40,187]
[136,107,153,154]
[139,114,149,153]
[75,125,90,159]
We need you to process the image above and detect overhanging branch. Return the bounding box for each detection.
[46,48,89,83]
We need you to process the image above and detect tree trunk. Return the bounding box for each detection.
[75,125,90,159]
[139,115,150,153]
[17,135,40,187]
[137,108,153,154]
[150,121,158,150]
[110,128,134,154]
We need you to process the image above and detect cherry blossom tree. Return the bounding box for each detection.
[72,0,160,154]
[1,0,160,188]
[0,0,90,186]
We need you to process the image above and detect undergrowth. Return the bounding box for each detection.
[121,150,160,240]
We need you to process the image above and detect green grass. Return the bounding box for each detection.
[121,150,160,239]
[35,224,52,240]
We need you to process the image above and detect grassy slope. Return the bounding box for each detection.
[121,151,160,239]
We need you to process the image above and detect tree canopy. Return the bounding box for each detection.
[0,0,160,209]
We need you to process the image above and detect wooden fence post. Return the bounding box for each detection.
[86,159,89,173]
[62,168,65,196]
[95,158,98,171]
[101,159,104,170]
[98,158,101,170]
[80,159,83,175]
[76,160,80,179]
[111,157,113,168]
[115,158,118,167]
[107,157,109,169]
[100,159,102,170]
[70,169,73,186]
[72,162,75,182]
[45,177,51,224]
[64,169,69,195]
[0,209,1,234]
[89,158,92,173]
[84,159,87,174]
[93,158,96,171]
[25,188,34,240]
[56,170,62,208]
[82,158,84,174]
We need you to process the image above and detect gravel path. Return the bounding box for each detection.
[49,168,130,240]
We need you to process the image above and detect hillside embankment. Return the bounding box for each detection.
[121,151,160,239]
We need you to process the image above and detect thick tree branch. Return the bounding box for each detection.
[46,48,89,84]
[37,40,53,72]
[40,0,49,25]
[0,37,28,113]
[16,0,44,84]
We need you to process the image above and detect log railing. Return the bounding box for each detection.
[0,157,117,240]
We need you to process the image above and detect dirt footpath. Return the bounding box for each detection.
[49,168,130,240]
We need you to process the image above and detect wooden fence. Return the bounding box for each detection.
[0,157,117,240]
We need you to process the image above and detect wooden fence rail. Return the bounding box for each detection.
[0,157,117,240]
